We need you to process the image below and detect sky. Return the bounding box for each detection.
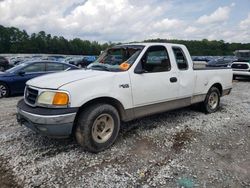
[0,0,250,43]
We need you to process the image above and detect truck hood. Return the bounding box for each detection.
[27,69,108,89]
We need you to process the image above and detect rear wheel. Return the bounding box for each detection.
[202,87,220,114]
[75,103,120,153]
[0,82,9,98]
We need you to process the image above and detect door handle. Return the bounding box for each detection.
[170,77,177,83]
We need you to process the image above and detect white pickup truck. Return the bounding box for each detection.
[17,43,232,152]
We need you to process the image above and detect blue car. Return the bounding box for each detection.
[0,60,78,98]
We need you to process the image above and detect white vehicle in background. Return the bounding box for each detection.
[17,43,233,152]
[231,50,250,79]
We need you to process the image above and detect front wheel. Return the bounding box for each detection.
[0,82,9,98]
[75,103,120,153]
[202,87,220,114]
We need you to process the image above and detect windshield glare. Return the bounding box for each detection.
[88,45,144,71]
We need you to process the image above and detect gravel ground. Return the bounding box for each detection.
[0,81,249,188]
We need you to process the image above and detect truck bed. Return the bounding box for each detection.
[193,68,232,96]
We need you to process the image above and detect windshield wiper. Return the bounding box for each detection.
[89,64,110,71]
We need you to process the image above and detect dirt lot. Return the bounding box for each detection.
[0,81,249,188]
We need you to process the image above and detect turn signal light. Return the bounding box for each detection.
[53,92,69,105]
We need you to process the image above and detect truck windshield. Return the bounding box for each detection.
[88,45,144,72]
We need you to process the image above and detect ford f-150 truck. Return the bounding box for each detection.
[17,43,233,152]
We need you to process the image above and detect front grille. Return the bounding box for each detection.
[231,63,249,70]
[25,87,38,105]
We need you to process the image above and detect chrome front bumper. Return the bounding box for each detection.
[16,99,78,138]
[17,108,76,125]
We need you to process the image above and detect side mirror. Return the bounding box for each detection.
[134,60,147,74]
[134,68,146,74]
[134,68,148,74]
[18,71,25,76]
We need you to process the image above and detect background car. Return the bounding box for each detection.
[42,55,65,62]
[0,60,78,98]
[0,56,10,71]
[192,56,212,62]
[207,57,234,67]
[69,56,96,68]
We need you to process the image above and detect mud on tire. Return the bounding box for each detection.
[74,103,120,153]
[202,87,220,114]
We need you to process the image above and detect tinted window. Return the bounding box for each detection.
[22,63,45,73]
[172,47,188,70]
[46,63,64,71]
[141,46,171,73]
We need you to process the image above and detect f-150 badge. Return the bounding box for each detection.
[119,84,129,88]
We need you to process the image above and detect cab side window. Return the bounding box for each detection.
[172,47,188,70]
[141,45,171,73]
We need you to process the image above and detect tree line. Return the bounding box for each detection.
[0,25,250,56]
[0,25,110,55]
[144,38,250,56]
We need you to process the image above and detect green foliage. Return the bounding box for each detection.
[144,38,250,56]
[0,25,250,55]
[0,25,111,55]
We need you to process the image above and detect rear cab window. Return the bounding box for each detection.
[172,47,188,70]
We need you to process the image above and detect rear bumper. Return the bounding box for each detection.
[233,71,250,77]
[16,99,78,138]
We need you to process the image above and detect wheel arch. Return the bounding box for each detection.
[210,83,222,96]
[72,97,131,134]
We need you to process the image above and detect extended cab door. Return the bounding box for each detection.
[171,46,195,100]
[130,45,179,117]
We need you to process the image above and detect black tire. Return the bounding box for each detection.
[0,82,9,98]
[0,65,5,72]
[75,103,120,153]
[233,75,237,80]
[202,87,220,114]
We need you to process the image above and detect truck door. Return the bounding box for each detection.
[130,45,179,110]
[171,46,195,100]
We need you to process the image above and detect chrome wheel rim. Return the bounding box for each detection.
[92,114,114,144]
[0,84,7,98]
[208,92,219,109]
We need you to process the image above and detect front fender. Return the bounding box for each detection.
[60,71,133,110]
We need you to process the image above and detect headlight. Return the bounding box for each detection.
[37,91,69,107]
